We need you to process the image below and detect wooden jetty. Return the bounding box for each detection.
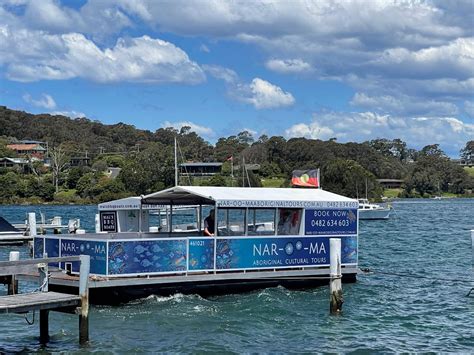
[0,212,81,245]
[0,255,90,344]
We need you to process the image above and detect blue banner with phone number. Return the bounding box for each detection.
[305,208,358,235]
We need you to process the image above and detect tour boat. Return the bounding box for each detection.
[33,186,359,304]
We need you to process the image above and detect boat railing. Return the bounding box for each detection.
[34,231,358,279]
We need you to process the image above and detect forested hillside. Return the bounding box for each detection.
[0,106,472,203]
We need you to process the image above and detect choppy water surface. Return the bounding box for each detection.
[0,200,473,352]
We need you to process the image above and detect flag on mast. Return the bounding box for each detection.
[291,169,320,188]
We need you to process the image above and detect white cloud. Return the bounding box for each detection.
[285,122,334,140]
[350,92,458,116]
[199,44,210,53]
[1,0,473,123]
[23,0,83,33]
[0,26,205,84]
[8,0,131,42]
[371,38,474,79]
[242,128,257,136]
[236,78,295,109]
[162,120,215,138]
[203,65,238,84]
[51,110,86,118]
[265,59,312,74]
[22,93,57,109]
[204,65,295,109]
[285,111,474,156]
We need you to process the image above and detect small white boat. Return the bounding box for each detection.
[358,199,392,220]
[0,216,30,245]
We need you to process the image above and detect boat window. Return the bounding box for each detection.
[170,206,200,233]
[216,208,246,236]
[277,208,302,235]
[247,208,276,236]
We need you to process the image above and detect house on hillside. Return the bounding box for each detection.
[0,157,34,173]
[376,179,404,189]
[179,162,223,177]
[7,142,46,160]
[70,156,91,167]
[453,158,473,167]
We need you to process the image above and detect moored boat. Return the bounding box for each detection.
[33,186,359,304]
[358,198,392,220]
[0,216,29,245]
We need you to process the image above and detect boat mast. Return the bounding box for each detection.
[365,178,368,200]
[174,136,178,186]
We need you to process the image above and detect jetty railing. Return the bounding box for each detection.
[0,254,90,344]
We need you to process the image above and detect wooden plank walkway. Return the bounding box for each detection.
[0,254,90,345]
[0,291,80,314]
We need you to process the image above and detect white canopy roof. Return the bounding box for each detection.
[142,186,358,209]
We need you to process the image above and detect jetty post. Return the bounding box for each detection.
[329,238,343,314]
[95,214,100,233]
[7,251,19,295]
[78,254,90,344]
[28,212,37,237]
[38,259,49,344]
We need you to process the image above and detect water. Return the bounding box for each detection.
[0,200,473,352]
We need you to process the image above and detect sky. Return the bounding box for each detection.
[0,0,473,157]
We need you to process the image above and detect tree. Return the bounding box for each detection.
[259,162,282,178]
[322,159,380,198]
[214,135,247,161]
[368,138,408,161]
[0,137,16,157]
[0,172,20,202]
[49,145,71,193]
[405,144,471,196]
[237,130,254,146]
[66,166,90,189]
[420,144,446,158]
[460,141,474,164]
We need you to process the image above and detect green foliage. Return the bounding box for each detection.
[368,138,410,161]
[0,137,17,157]
[221,161,232,176]
[405,144,472,196]
[119,142,173,194]
[66,167,90,189]
[261,178,286,188]
[460,141,473,164]
[322,159,380,198]
[259,162,282,178]
[0,171,20,202]
[92,159,108,173]
[95,155,126,168]
[208,174,227,186]
[383,188,403,199]
[54,189,81,204]
[1,106,473,203]
[465,167,474,177]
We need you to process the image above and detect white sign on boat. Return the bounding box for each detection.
[142,186,359,209]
